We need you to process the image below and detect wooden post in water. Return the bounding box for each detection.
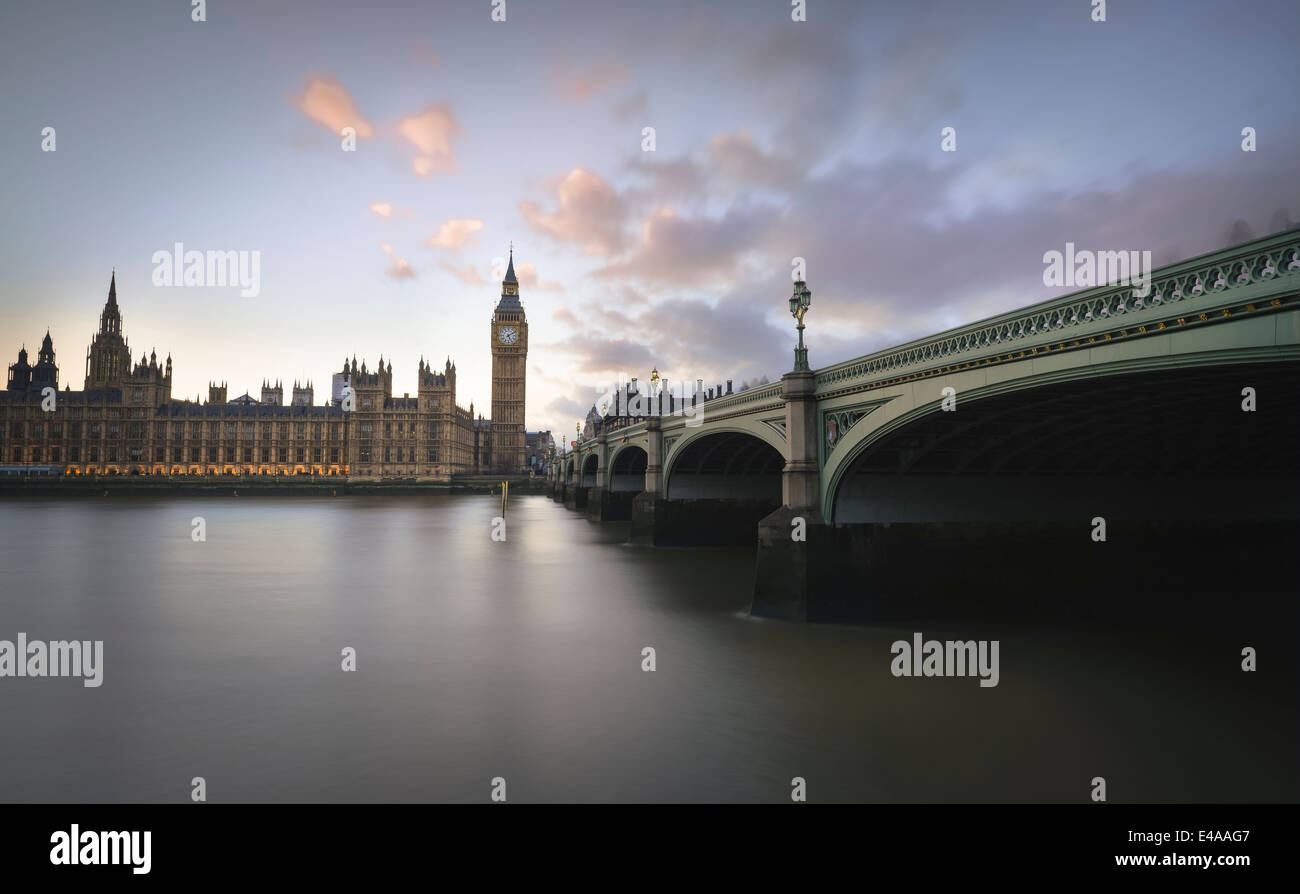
[500,480,509,516]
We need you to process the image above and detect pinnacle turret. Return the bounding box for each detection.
[504,246,517,285]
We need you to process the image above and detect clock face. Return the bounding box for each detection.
[498,326,518,345]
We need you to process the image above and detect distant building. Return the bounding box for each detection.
[330,373,348,406]
[0,258,533,478]
[525,430,553,473]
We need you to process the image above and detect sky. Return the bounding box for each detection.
[1,0,1297,433]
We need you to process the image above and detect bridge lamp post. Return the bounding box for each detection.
[789,280,812,371]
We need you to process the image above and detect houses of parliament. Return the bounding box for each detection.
[0,253,540,479]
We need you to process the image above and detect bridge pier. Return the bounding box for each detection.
[752,509,840,620]
[551,460,566,502]
[754,368,830,620]
[585,437,610,519]
[631,495,777,546]
[585,435,642,520]
[629,418,664,542]
[587,487,634,521]
[564,480,587,510]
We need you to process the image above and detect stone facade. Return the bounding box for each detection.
[1,265,534,480]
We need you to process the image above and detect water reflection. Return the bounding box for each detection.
[0,495,1294,802]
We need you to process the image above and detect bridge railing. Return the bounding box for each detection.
[815,228,1300,393]
[687,381,784,414]
[586,382,786,441]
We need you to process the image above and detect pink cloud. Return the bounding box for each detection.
[426,218,485,249]
[519,168,625,255]
[515,262,564,292]
[594,206,764,286]
[293,76,374,138]
[439,261,486,285]
[396,105,460,177]
[369,201,414,219]
[381,244,414,279]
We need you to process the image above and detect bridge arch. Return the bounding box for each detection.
[580,453,600,487]
[608,444,647,492]
[825,357,1300,524]
[664,427,784,501]
[564,457,575,484]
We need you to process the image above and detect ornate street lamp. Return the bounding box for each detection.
[789,279,812,371]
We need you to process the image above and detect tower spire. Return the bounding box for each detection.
[504,244,517,285]
[97,269,123,338]
[496,243,522,311]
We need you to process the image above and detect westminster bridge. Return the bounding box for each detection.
[545,229,1300,621]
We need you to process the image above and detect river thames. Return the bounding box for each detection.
[0,495,1295,802]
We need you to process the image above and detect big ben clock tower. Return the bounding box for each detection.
[490,247,527,473]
